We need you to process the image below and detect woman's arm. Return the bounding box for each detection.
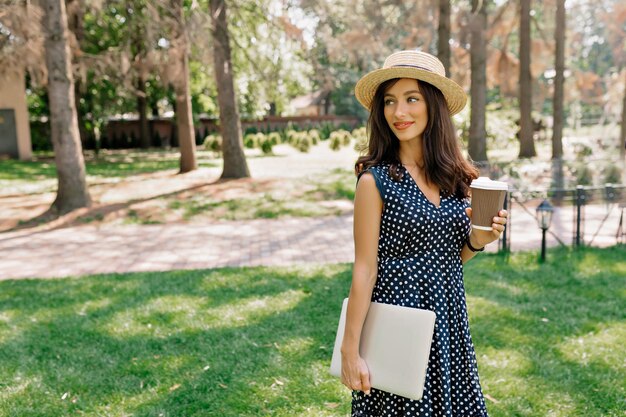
[461,208,508,264]
[340,172,383,395]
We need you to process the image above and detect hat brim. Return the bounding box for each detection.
[354,67,467,116]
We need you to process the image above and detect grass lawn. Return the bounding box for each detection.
[0,247,624,416]
[0,150,220,181]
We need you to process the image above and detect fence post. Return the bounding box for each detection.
[575,185,585,247]
[500,191,510,252]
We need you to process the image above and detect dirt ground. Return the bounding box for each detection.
[0,142,359,233]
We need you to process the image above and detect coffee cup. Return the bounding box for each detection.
[470,177,508,231]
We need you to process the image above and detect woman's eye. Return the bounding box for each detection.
[384,99,395,106]
[408,97,420,103]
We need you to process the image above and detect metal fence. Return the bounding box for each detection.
[498,183,626,252]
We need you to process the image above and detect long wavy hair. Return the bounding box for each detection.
[355,78,478,199]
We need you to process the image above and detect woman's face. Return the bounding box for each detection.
[383,78,428,143]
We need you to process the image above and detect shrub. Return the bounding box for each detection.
[244,133,258,149]
[574,163,593,186]
[603,163,622,184]
[329,133,342,151]
[308,129,320,145]
[203,134,222,154]
[319,123,333,140]
[285,129,299,144]
[268,132,281,145]
[289,132,311,152]
[260,137,273,154]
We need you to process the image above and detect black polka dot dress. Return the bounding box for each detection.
[352,163,489,417]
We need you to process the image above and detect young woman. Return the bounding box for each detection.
[341,50,508,417]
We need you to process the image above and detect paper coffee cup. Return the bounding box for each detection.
[470,177,508,231]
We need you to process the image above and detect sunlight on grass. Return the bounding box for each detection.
[558,322,626,367]
[480,347,532,373]
[207,289,307,329]
[0,250,623,416]
[277,336,315,357]
[103,295,207,337]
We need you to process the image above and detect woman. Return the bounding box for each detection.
[341,50,508,417]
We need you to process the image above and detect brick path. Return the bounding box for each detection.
[0,202,622,280]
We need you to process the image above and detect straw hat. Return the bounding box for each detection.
[354,50,467,115]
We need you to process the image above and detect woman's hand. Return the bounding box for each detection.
[465,208,508,248]
[340,351,371,395]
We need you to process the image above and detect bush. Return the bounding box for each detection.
[603,163,622,184]
[328,130,351,151]
[285,129,299,144]
[259,135,274,155]
[319,123,333,140]
[308,129,320,145]
[203,134,222,154]
[352,127,368,153]
[574,163,593,186]
[268,132,281,145]
[244,133,258,149]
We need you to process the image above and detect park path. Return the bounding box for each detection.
[0,201,623,280]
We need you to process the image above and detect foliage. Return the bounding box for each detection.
[203,133,222,154]
[603,163,622,184]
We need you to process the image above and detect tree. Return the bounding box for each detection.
[552,0,565,160]
[438,0,452,76]
[39,0,92,213]
[518,0,536,158]
[468,0,489,165]
[170,0,197,173]
[619,70,626,158]
[210,0,250,178]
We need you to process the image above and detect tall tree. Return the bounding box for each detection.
[518,0,536,157]
[170,0,197,173]
[438,0,451,76]
[210,0,250,178]
[552,0,565,159]
[39,0,91,213]
[619,70,626,158]
[468,0,489,165]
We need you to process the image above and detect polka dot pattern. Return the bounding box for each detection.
[352,163,489,417]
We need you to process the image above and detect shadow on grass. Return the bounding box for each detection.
[0,178,235,237]
[0,247,624,416]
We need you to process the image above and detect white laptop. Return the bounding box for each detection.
[329,298,436,401]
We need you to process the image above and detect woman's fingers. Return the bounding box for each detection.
[360,368,371,395]
[341,358,371,394]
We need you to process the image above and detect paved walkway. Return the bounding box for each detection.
[0,202,623,280]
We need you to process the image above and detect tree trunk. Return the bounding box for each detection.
[437,0,451,76]
[552,0,565,160]
[620,70,626,159]
[210,0,250,178]
[67,0,89,147]
[468,0,488,166]
[518,0,536,158]
[172,0,197,173]
[137,76,151,148]
[40,0,91,213]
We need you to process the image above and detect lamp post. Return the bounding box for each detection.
[536,199,554,262]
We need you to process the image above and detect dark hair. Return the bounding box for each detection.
[355,78,478,199]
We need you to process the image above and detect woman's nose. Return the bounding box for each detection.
[394,102,407,118]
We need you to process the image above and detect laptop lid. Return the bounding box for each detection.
[329,298,436,401]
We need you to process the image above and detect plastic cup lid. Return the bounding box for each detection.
[470,177,509,191]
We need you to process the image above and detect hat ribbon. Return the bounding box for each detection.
[391,64,434,73]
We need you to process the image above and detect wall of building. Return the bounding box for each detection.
[0,70,32,160]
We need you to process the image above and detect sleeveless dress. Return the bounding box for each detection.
[351,163,489,417]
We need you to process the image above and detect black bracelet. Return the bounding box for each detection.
[466,235,485,252]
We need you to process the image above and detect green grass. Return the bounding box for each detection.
[0,246,624,416]
[166,169,355,221]
[0,150,219,181]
